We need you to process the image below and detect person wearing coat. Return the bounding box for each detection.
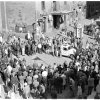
[77,85,82,98]
[96,80,100,98]
[54,74,63,94]
[88,75,94,95]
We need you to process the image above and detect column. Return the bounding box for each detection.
[0,2,2,31]
[1,1,7,32]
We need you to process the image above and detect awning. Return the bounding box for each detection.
[51,11,73,15]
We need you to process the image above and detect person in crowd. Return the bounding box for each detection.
[96,80,100,98]
[0,27,100,99]
[23,82,30,99]
[88,75,94,95]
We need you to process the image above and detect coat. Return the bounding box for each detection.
[88,77,94,87]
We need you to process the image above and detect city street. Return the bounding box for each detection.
[0,31,97,99]
[0,1,100,99]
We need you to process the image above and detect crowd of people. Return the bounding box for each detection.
[0,28,100,99]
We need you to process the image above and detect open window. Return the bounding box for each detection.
[41,1,45,11]
[53,1,57,11]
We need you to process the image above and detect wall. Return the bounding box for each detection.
[6,1,36,30]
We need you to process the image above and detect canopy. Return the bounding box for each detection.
[51,11,73,15]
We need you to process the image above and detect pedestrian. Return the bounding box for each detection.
[21,41,25,56]
[23,70,28,79]
[10,73,19,93]
[96,80,100,98]
[51,90,57,99]
[10,89,16,99]
[26,75,32,88]
[77,85,82,98]
[61,72,66,90]
[23,82,30,99]
[38,42,42,53]
[19,73,25,91]
[54,74,63,94]
[39,83,46,98]
[6,64,12,77]
[69,77,76,97]
[88,75,94,95]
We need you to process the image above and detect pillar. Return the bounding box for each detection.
[0,2,2,32]
[1,1,8,32]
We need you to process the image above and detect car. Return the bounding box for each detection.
[61,44,76,58]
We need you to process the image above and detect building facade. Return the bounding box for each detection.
[0,1,36,32]
[35,1,75,33]
[0,1,86,33]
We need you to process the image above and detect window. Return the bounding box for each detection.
[64,1,67,5]
[53,1,57,11]
[41,1,45,10]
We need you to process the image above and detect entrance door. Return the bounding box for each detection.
[53,15,61,29]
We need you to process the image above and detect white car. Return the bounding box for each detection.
[61,44,76,57]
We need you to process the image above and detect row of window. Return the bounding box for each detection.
[41,1,67,11]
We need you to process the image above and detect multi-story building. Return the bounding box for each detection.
[36,1,75,33]
[0,1,86,33]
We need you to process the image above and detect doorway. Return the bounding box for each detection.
[52,15,61,29]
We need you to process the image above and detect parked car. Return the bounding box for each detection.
[61,43,76,58]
